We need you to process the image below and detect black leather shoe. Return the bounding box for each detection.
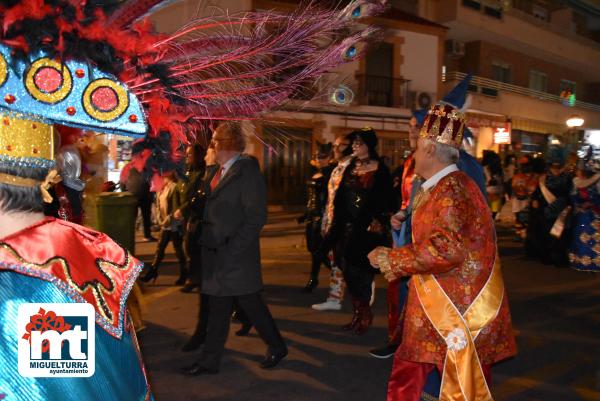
[181,335,205,352]
[181,362,218,376]
[260,347,288,369]
[301,278,318,293]
[180,283,198,293]
[235,323,252,337]
[174,275,187,286]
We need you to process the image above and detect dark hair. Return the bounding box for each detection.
[189,143,206,171]
[0,164,48,213]
[352,128,379,160]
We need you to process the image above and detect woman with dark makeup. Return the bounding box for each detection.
[328,128,394,334]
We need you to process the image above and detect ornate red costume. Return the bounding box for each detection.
[373,102,517,401]
[381,170,517,401]
[0,217,141,338]
[386,171,516,366]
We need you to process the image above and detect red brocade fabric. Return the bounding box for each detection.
[387,171,517,366]
[0,217,141,338]
[400,153,415,211]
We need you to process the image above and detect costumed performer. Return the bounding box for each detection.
[369,101,517,401]
[311,133,354,311]
[569,140,600,272]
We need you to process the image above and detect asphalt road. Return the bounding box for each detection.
[135,211,600,401]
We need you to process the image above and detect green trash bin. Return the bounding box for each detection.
[96,192,138,255]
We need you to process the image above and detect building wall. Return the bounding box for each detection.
[401,30,440,95]
[150,0,253,32]
[460,41,590,101]
[421,0,600,80]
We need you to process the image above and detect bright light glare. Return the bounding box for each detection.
[585,130,600,146]
[566,116,584,128]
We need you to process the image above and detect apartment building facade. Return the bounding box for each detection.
[415,0,600,157]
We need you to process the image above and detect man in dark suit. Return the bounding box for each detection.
[183,122,287,376]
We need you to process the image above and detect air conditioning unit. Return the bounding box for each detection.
[445,39,465,57]
[412,91,433,110]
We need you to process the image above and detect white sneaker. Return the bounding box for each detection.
[311,299,342,311]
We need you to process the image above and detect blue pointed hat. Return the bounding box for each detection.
[413,74,472,126]
[441,74,472,109]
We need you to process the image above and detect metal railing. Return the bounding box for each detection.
[355,74,411,108]
[443,71,600,112]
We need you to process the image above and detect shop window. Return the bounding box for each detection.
[529,70,547,92]
[492,61,511,84]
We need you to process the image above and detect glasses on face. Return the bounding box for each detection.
[210,137,232,146]
[353,140,365,146]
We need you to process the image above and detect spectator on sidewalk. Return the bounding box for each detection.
[140,173,187,285]
[121,163,156,242]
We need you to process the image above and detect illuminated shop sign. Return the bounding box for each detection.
[493,124,511,144]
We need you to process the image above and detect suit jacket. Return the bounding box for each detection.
[387,171,517,366]
[200,155,267,296]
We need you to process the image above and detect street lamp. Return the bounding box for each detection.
[566,115,584,128]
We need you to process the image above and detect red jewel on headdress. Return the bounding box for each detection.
[66,106,76,115]
[6,145,12,151]
[129,114,138,123]
[3,118,9,125]
[75,69,85,78]
[91,87,118,111]
[33,148,39,154]
[32,123,37,129]
[4,94,15,104]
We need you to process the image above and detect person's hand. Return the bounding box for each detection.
[369,247,398,281]
[368,219,384,233]
[391,210,407,230]
[187,222,192,232]
[368,248,381,269]
[174,209,183,220]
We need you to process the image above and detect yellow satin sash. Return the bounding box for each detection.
[414,258,505,401]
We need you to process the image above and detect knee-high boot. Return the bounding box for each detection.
[342,298,361,331]
[354,299,373,335]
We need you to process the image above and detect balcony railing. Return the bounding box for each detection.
[356,74,411,108]
[443,71,600,112]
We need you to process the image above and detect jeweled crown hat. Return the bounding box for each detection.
[419,103,466,149]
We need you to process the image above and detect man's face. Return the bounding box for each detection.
[333,137,350,161]
[204,147,216,165]
[408,117,419,150]
[211,126,236,163]
[413,138,433,177]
